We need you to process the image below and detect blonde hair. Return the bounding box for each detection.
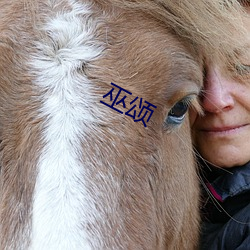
[97,0,247,70]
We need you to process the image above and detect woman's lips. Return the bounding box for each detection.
[200,124,249,135]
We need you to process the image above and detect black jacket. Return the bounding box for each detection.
[199,162,250,250]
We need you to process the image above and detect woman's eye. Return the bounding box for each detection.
[166,98,190,126]
[235,64,250,76]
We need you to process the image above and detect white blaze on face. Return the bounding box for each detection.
[30,1,104,249]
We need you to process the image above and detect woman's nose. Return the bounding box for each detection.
[201,66,235,113]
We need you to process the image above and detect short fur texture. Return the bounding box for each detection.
[0,0,246,249]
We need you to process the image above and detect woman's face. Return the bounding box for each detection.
[191,8,250,168]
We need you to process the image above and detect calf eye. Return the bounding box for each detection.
[166,97,192,126]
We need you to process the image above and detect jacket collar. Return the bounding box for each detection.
[201,161,250,202]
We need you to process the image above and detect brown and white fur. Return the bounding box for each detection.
[0,0,245,249]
